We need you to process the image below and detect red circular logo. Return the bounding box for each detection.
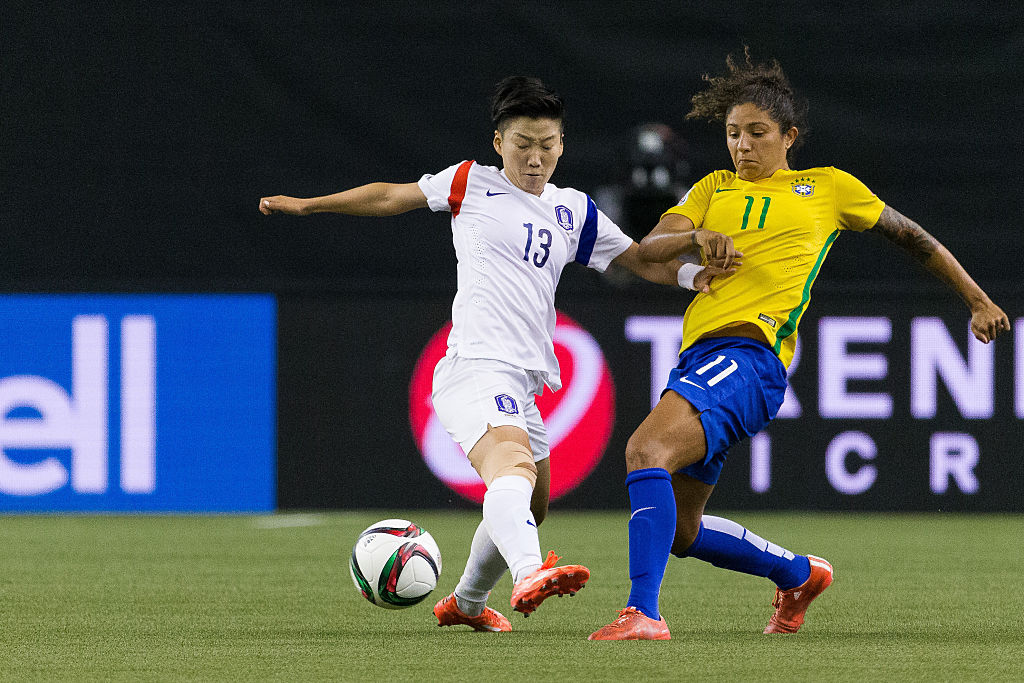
[408,312,614,503]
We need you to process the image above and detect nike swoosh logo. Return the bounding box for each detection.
[678,376,706,391]
[486,190,509,196]
[714,188,739,193]
[526,519,537,527]
[630,506,656,520]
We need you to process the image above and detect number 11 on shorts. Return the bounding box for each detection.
[698,354,738,386]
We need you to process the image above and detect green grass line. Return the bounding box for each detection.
[0,512,1021,681]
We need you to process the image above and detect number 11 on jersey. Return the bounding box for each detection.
[740,196,771,230]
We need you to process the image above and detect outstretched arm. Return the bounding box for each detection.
[870,205,1010,342]
[259,182,428,217]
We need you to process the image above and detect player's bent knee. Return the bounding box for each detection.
[468,440,537,488]
[670,525,700,557]
[625,433,669,472]
[626,429,705,474]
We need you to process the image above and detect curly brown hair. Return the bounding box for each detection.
[688,48,809,162]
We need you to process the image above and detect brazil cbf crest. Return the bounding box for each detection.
[791,177,815,197]
[554,205,573,232]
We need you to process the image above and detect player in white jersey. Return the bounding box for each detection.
[260,76,732,632]
[417,159,633,390]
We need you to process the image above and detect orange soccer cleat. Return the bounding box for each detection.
[433,593,511,632]
[764,555,834,634]
[509,551,590,617]
[588,606,671,641]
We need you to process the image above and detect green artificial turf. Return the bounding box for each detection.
[0,512,1020,681]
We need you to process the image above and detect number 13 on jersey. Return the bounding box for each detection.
[522,222,551,267]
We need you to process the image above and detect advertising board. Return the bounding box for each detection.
[0,295,275,512]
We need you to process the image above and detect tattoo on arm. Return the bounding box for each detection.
[871,205,991,309]
[871,205,939,264]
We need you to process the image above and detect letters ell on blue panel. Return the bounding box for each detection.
[0,295,276,512]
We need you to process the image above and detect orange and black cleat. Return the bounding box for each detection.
[764,555,834,634]
[509,551,589,617]
[588,606,671,641]
[433,593,511,632]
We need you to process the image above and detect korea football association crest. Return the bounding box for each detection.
[791,177,815,197]
[494,393,519,415]
[554,205,574,232]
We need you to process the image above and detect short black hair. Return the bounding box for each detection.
[490,76,564,132]
[688,47,809,162]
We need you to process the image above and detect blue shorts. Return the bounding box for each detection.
[663,336,787,485]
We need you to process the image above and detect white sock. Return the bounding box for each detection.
[482,475,542,584]
[454,520,508,616]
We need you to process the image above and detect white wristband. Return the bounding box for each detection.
[677,262,703,290]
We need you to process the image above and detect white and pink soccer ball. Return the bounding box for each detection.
[349,519,442,609]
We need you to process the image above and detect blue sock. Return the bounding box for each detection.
[680,515,811,589]
[624,468,675,621]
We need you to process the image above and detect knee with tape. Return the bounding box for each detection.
[469,440,537,488]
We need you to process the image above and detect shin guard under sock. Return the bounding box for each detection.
[454,520,508,615]
[624,468,676,621]
[482,475,542,583]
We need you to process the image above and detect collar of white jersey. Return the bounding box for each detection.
[499,168,555,200]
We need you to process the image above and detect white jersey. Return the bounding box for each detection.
[418,161,632,391]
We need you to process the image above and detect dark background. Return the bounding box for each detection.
[278,292,1023,511]
[3,2,1021,509]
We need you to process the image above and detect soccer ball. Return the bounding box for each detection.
[349,519,442,609]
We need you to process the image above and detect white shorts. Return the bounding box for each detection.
[431,354,550,462]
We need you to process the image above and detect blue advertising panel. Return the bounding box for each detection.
[0,295,275,512]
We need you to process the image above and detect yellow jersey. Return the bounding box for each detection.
[663,167,884,368]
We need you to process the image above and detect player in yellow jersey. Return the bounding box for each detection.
[590,50,1010,641]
